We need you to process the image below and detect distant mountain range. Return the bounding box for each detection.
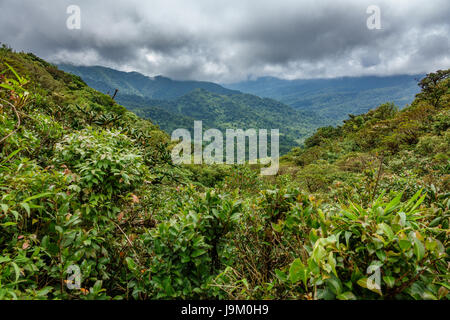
[58,64,422,153]
[223,75,422,125]
[59,64,239,100]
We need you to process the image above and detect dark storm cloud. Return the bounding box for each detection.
[0,0,449,82]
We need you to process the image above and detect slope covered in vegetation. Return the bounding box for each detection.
[0,46,448,300]
[122,88,325,154]
[58,64,240,100]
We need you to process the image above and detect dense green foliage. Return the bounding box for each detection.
[0,46,448,300]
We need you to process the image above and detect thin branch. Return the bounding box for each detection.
[109,218,144,266]
[111,89,118,100]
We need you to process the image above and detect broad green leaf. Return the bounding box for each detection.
[326,276,343,295]
[337,291,357,300]
[376,250,386,262]
[413,237,425,261]
[421,291,437,300]
[408,194,426,214]
[20,203,30,216]
[125,257,137,271]
[0,222,17,227]
[0,256,11,264]
[23,192,52,203]
[399,239,412,251]
[378,223,394,242]
[289,258,308,288]
[344,231,352,247]
[5,62,23,82]
[357,277,382,295]
[11,262,20,282]
[383,276,395,288]
[36,287,53,297]
[0,204,9,214]
[397,211,406,226]
[275,269,288,282]
[384,193,402,214]
[191,249,207,258]
[328,252,337,277]
[0,148,22,165]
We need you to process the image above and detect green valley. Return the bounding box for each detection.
[59,64,328,153]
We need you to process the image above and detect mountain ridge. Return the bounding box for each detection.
[224,74,423,124]
[58,64,240,100]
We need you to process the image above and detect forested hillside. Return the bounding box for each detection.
[0,46,448,300]
[225,75,421,125]
[122,89,325,154]
[59,65,327,153]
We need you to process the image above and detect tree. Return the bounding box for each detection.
[417,69,450,108]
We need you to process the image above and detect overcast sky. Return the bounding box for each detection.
[0,0,449,82]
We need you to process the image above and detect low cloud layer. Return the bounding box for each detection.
[0,0,449,82]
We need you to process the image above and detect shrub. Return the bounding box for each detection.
[54,128,146,199]
[296,161,343,193]
[142,212,212,299]
[137,190,242,299]
[416,132,450,156]
[285,191,449,300]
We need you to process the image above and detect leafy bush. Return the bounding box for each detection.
[133,189,242,299]
[142,212,212,299]
[296,161,343,193]
[284,191,449,300]
[416,132,450,156]
[54,128,146,199]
